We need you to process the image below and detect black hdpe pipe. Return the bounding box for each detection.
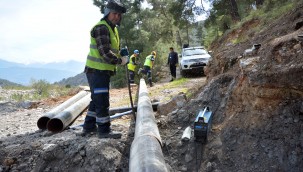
[129,79,168,172]
[37,90,89,129]
[47,94,91,132]
[108,102,159,115]
[124,46,136,120]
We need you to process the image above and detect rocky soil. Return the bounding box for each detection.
[194,4,303,172]
[0,69,207,172]
[1,3,303,172]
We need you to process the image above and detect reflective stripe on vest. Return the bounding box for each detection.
[86,20,120,71]
[144,55,153,68]
[127,54,136,71]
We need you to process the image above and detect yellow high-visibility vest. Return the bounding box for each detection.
[86,20,120,71]
[144,55,154,68]
[127,54,137,71]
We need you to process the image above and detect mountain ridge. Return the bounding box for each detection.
[0,59,85,85]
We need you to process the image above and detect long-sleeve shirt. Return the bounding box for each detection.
[91,18,120,65]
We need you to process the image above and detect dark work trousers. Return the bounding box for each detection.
[169,64,177,78]
[83,71,96,130]
[129,70,135,84]
[84,70,111,133]
[141,65,152,86]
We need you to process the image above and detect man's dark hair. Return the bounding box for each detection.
[170,47,174,50]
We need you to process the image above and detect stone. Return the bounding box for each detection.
[157,93,187,116]
[185,153,193,162]
[206,162,212,172]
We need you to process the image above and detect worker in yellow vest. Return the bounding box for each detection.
[82,0,128,139]
[127,50,140,84]
[138,51,156,87]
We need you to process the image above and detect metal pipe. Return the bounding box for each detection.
[109,102,160,115]
[37,90,89,129]
[47,93,91,132]
[129,79,168,172]
[68,110,133,129]
[110,110,132,119]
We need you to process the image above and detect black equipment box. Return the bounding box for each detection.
[194,107,213,142]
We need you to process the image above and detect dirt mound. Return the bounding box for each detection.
[191,4,303,172]
[144,3,303,172]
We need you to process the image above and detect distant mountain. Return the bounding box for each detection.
[0,78,23,87]
[0,59,85,85]
[55,73,88,86]
[25,61,84,73]
[0,59,24,68]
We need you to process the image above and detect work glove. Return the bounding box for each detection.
[119,56,129,65]
[120,48,129,57]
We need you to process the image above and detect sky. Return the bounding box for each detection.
[0,0,101,64]
[0,0,209,65]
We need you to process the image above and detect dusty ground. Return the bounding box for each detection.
[0,68,206,172]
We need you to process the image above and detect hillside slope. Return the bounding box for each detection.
[193,4,303,171]
[150,3,303,172]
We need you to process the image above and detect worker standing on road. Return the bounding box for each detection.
[138,51,156,87]
[127,50,140,84]
[82,0,128,139]
[167,47,178,82]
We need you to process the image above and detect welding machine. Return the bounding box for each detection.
[194,107,213,142]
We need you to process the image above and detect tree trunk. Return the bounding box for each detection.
[186,23,190,45]
[176,30,182,49]
[229,0,241,21]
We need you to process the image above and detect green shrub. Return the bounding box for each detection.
[30,79,50,97]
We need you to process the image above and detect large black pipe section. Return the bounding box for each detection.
[47,93,91,132]
[129,79,168,172]
[37,90,89,129]
[109,102,160,115]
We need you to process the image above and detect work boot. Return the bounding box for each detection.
[98,131,122,139]
[170,77,175,82]
[80,127,97,136]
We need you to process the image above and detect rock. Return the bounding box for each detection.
[185,153,193,162]
[206,162,212,172]
[17,101,36,109]
[79,150,86,157]
[3,158,16,166]
[293,43,301,50]
[157,93,187,116]
[73,154,83,164]
[179,165,187,171]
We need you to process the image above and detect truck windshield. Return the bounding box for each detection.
[183,48,207,56]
